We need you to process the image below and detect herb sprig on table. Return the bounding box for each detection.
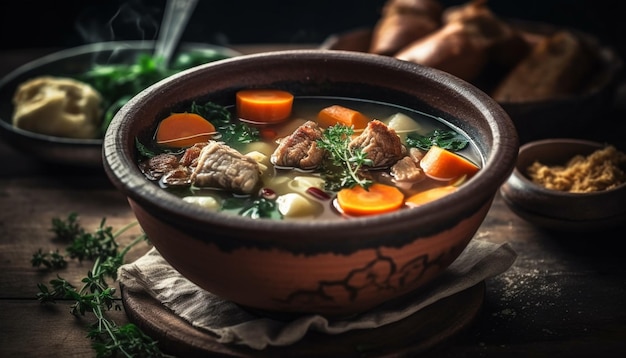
[32,213,172,358]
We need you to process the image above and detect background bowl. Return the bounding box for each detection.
[103,49,519,316]
[321,21,623,144]
[0,41,240,168]
[500,138,626,232]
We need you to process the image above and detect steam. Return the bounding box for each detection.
[74,0,161,44]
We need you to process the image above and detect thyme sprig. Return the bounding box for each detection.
[32,213,172,358]
[317,124,373,190]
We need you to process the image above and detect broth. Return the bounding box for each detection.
[138,95,482,220]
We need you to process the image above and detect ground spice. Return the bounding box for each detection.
[526,145,626,193]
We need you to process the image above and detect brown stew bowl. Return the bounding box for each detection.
[103,49,519,316]
[500,138,626,233]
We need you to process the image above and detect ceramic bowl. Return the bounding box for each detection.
[0,41,240,168]
[500,138,626,232]
[103,49,519,316]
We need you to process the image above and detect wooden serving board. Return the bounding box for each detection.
[121,281,485,357]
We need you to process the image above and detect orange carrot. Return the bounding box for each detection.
[419,145,480,181]
[336,183,405,216]
[236,89,294,123]
[405,185,457,207]
[317,105,370,130]
[156,112,216,148]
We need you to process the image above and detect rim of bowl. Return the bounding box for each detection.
[502,192,626,231]
[0,41,242,146]
[512,138,626,196]
[103,49,519,240]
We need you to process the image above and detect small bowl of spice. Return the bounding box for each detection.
[500,138,626,232]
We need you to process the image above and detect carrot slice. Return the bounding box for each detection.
[405,185,457,207]
[156,112,216,148]
[317,105,370,130]
[419,145,479,181]
[336,183,405,216]
[236,89,294,123]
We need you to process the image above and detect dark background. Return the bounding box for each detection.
[1,0,625,59]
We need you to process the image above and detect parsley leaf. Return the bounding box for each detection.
[222,197,282,219]
[406,129,469,151]
[189,101,259,149]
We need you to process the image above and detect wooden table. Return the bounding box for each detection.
[1,45,625,358]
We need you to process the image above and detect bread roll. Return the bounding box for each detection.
[394,21,488,81]
[394,0,529,81]
[491,30,594,102]
[443,0,531,68]
[369,0,443,56]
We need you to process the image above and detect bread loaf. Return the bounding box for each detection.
[492,30,594,102]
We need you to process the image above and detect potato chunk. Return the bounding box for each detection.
[276,193,322,218]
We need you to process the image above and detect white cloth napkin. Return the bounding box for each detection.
[118,238,516,350]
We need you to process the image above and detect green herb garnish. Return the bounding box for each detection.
[222,197,282,219]
[32,213,170,358]
[135,137,157,158]
[406,129,469,151]
[317,124,373,190]
[190,101,259,149]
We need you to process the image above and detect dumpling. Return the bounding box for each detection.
[12,76,103,139]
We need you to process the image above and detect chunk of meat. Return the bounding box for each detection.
[408,146,426,162]
[390,148,427,183]
[190,141,261,194]
[271,120,325,170]
[139,144,208,184]
[392,157,423,183]
[161,167,192,186]
[349,120,406,168]
[138,153,180,181]
[180,142,209,167]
